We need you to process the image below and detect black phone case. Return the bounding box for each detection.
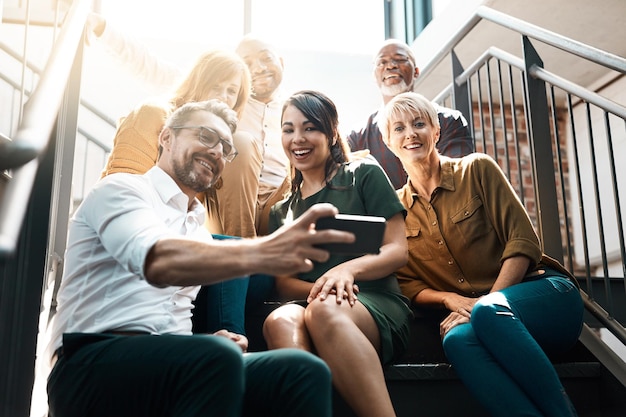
[315,214,386,254]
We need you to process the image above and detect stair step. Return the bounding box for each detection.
[384,361,603,381]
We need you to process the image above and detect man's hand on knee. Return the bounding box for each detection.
[213,329,249,352]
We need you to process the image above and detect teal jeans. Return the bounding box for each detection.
[442,272,583,417]
[48,332,331,417]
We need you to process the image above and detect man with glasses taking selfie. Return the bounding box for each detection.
[348,39,474,189]
[45,100,353,417]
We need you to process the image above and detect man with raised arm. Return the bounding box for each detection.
[45,100,353,417]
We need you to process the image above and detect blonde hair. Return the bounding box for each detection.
[379,92,440,144]
[171,49,251,118]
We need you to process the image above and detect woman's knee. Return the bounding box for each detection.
[471,293,511,327]
[442,323,474,359]
[262,305,305,345]
[304,297,347,323]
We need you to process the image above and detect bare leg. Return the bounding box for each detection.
[305,298,396,417]
[263,304,313,351]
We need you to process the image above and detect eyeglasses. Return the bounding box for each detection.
[374,57,411,68]
[170,125,238,162]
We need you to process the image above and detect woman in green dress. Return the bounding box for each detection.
[263,90,411,417]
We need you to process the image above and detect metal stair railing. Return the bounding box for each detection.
[0,40,118,131]
[416,5,626,89]
[1,2,96,416]
[0,0,91,256]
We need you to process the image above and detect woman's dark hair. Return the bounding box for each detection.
[282,90,350,193]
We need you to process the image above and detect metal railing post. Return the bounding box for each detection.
[522,36,564,262]
[451,49,472,139]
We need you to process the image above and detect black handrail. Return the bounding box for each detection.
[0,41,118,129]
[415,6,626,91]
[0,1,90,170]
[449,46,626,121]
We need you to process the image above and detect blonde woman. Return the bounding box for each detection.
[380,92,583,417]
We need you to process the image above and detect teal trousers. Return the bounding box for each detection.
[47,332,331,417]
[443,274,583,417]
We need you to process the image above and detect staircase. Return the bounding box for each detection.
[1,1,625,416]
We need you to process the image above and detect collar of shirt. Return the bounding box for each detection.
[248,93,284,106]
[398,156,457,207]
[146,166,205,220]
[438,157,456,192]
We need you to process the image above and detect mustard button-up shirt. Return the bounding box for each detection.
[396,154,544,302]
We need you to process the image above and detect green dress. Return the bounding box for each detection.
[268,157,412,364]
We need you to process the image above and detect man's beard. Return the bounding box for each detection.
[380,80,411,97]
[172,155,219,193]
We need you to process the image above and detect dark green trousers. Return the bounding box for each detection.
[47,333,331,417]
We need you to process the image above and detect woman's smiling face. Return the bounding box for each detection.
[387,110,440,165]
[281,104,331,177]
[204,74,242,110]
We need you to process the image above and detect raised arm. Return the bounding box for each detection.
[86,12,182,89]
[145,203,355,287]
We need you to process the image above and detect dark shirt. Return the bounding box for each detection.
[347,103,474,189]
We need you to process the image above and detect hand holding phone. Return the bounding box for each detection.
[315,214,386,255]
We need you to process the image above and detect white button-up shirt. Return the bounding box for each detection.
[46,167,211,364]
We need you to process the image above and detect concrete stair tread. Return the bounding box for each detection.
[384,361,602,381]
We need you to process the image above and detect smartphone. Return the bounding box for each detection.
[315,214,386,255]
